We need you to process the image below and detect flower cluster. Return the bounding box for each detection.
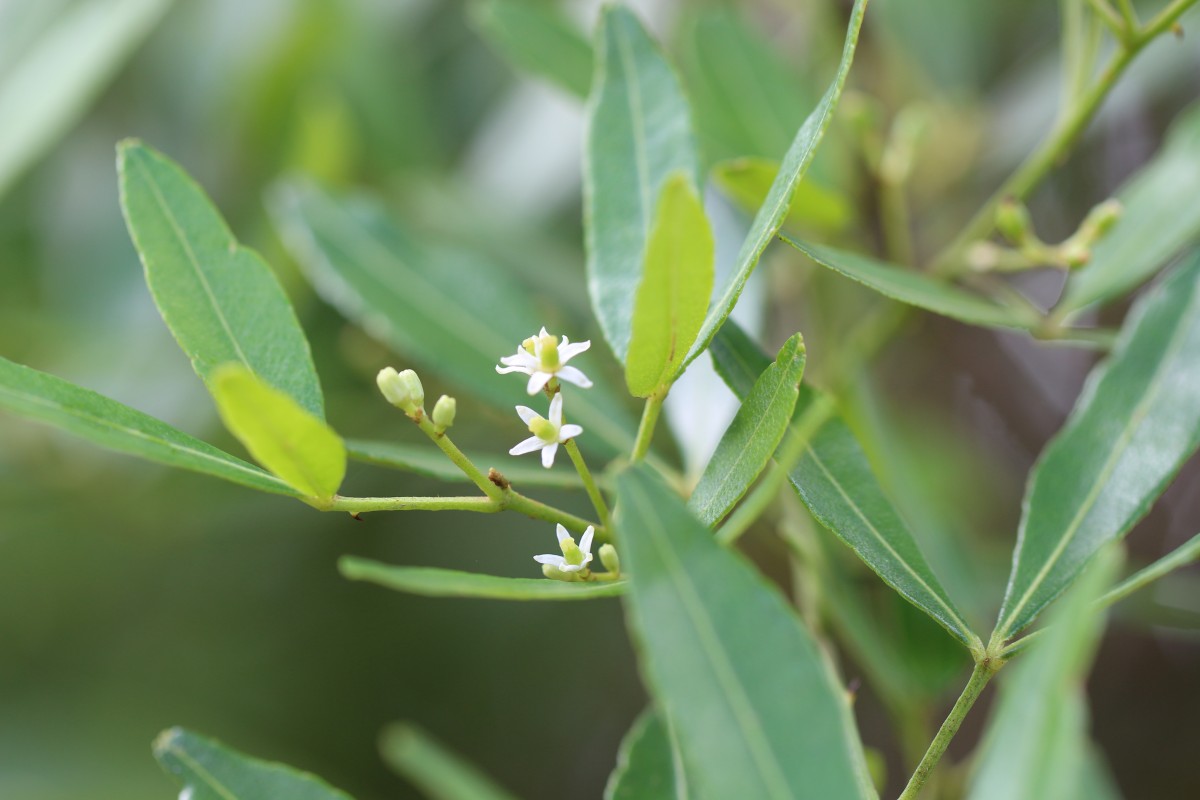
[496,328,591,468]
[534,524,620,582]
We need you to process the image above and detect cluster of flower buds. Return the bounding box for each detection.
[377,367,456,433]
[977,197,1123,273]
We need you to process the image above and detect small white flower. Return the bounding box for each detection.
[496,327,592,394]
[508,393,583,468]
[534,524,595,575]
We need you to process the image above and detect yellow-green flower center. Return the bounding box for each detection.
[538,334,560,370]
[560,537,583,565]
[529,417,558,442]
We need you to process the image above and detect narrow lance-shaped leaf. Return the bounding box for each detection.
[688,333,805,526]
[469,0,592,97]
[119,140,325,418]
[709,322,980,651]
[346,439,585,490]
[1062,102,1200,314]
[0,355,297,497]
[0,0,172,198]
[617,465,876,800]
[585,6,699,363]
[968,549,1119,800]
[380,723,519,800]
[339,558,625,601]
[625,172,714,397]
[269,179,637,457]
[154,727,356,800]
[994,251,1200,642]
[678,0,869,377]
[605,711,682,800]
[783,236,1042,331]
[211,364,346,506]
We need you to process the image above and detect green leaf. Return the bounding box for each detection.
[678,9,816,166]
[380,723,519,800]
[469,0,592,97]
[584,6,700,363]
[1062,103,1200,313]
[713,158,851,234]
[604,711,680,800]
[616,465,876,800]
[709,322,980,652]
[346,439,585,490]
[968,549,1119,800]
[783,236,1041,331]
[625,173,715,396]
[211,364,345,505]
[339,558,625,601]
[994,251,1200,641]
[118,140,325,418]
[154,727,355,800]
[0,0,172,198]
[268,179,637,457]
[0,355,296,497]
[679,0,868,377]
[688,333,805,526]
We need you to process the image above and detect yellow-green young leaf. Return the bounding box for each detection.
[625,173,714,397]
[380,723,519,800]
[713,158,851,234]
[211,364,345,504]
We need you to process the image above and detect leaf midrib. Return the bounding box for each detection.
[163,744,240,800]
[132,154,254,370]
[997,297,1195,639]
[637,486,794,800]
[0,380,289,490]
[803,443,976,647]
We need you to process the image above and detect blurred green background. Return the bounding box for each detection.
[2,1,1198,798]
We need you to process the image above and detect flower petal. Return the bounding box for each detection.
[500,351,538,369]
[558,562,585,573]
[496,364,533,375]
[579,526,594,555]
[509,436,545,456]
[559,340,591,361]
[526,371,553,395]
[541,442,559,468]
[558,424,583,442]
[555,524,571,545]
[515,405,540,426]
[556,365,593,388]
[534,554,566,566]
[548,392,563,425]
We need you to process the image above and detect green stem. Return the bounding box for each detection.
[929,0,1200,275]
[1085,0,1128,35]
[414,414,505,502]
[329,495,499,513]
[631,389,666,463]
[504,490,602,537]
[1001,531,1200,657]
[897,660,1001,800]
[716,394,837,545]
[1115,0,1139,28]
[564,438,611,530]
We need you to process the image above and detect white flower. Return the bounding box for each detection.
[534,524,595,575]
[496,327,592,394]
[509,393,583,468]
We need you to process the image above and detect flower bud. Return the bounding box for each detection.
[377,367,424,415]
[542,563,580,582]
[1059,241,1091,270]
[1078,199,1122,242]
[995,199,1033,245]
[432,395,456,432]
[599,543,620,575]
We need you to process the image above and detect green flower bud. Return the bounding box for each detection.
[599,543,620,575]
[376,367,424,415]
[995,199,1033,245]
[1059,241,1091,270]
[432,395,456,432]
[542,563,581,582]
[1078,199,1122,242]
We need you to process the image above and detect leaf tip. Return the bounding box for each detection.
[152,726,185,759]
